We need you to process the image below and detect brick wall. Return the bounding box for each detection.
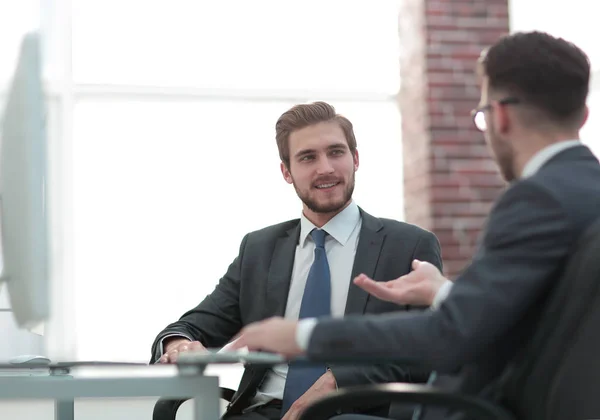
[400,0,509,278]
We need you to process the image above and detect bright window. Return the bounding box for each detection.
[510,0,600,156]
[68,0,404,362]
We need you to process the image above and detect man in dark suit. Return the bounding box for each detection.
[231,32,600,420]
[152,101,442,420]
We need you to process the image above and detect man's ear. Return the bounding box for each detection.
[580,105,590,128]
[494,101,511,134]
[353,149,360,172]
[281,162,293,184]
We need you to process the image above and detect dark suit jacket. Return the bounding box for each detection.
[151,208,442,416]
[307,145,600,418]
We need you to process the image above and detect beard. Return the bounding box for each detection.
[496,149,516,182]
[486,124,516,182]
[293,172,355,214]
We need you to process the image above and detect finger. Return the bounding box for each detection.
[354,276,381,292]
[189,341,205,351]
[229,335,247,350]
[230,331,243,343]
[400,271,421,284]
[284,405,300,420]
[245,339,262,351]
[353,273,370,283]
[412,259,421,270]
[158,354,169,364]
[353,274,377,288]
[168,350,179,363]
[356,278,396,301]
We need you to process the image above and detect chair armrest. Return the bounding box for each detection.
[220,386,236,402]
[299,383,516,420]
[153,387,236,420]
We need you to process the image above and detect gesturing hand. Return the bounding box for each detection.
[354,259,449,306]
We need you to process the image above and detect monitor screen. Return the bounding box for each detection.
[0,30,49,329]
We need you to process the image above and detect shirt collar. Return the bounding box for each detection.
[299,201,361,247]
[521,140,582,179]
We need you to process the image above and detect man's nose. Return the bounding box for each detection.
[316,156,335,174]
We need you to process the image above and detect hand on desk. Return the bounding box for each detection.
[159,338,207,363]
[354,259,448,306]
[230,317,303,358]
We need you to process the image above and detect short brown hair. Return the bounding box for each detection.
[481,31,590,127]
[275,101,357,168]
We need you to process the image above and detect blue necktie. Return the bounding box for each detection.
[281,229,331,415]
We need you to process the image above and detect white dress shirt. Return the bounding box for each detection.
[253,200,362,404]
[520,140,581,178]
[296,140,583,351]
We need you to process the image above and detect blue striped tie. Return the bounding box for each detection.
[281,228,331,415]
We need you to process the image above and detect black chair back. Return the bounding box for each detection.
[500,217,600,420]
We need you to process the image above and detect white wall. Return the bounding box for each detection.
[510,0,600,70]
[510,0,600,156]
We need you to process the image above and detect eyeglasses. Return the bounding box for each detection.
[471,97,521,132]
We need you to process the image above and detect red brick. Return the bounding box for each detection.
[401,0,507,279]
[431,201,495,217]
[400,0,508,277]
[429,129,483,144]
[443,246,479,261]
[425,17,507,31]
[433,144,489,158]
[433,216,489,230]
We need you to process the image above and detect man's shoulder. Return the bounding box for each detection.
[509,154,600,207]
[381,218,433,235]
[514,151,600,230]
[526,144,600,194]
[244,218,300,242]
[362,210,435,240]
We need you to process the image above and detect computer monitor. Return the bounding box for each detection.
[0,30,49,330]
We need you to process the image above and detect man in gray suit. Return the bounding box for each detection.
[152,101,442,420]
[232,32,600,419]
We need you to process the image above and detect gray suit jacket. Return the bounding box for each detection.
[151,208,442,416]
[307,146,600,418]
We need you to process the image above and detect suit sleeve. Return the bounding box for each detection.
[309,181,573,373]
[149,234,248,363]
[412,229,443,273]
[328,230,443,387]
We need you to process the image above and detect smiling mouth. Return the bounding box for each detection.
[315,182,340,189]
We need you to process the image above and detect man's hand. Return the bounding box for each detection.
[230,317,304,358]
[282,370,337,420]
[354,259,449,306]
[158,338,207,363]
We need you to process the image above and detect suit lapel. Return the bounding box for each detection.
[344,209,385,315]
[265,223,300,317]
[229,225,300,414]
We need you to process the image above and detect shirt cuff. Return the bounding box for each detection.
[157,333,193,360]
[295,318,319,351]
[431,280,453,310]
